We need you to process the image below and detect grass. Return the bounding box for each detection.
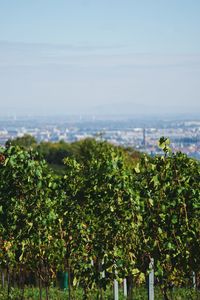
[0,285,199,300]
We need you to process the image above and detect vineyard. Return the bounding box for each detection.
[0,137,199,300]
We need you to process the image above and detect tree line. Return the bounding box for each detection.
[5,134,141,173]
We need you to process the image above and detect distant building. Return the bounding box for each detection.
[142,128,146,147]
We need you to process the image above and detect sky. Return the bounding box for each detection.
[0,0,200,117]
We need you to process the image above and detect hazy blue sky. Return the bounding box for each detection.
[0,0,200,116]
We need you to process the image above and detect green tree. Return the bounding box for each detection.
[134,137,200,299]
[61,139,139,299]
[0,146,65,299]
[5,134,37,148]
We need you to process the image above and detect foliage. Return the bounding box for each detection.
[61,139,139,296]
[5,136,141,174]
[134,137,200,297]
[5,134,37,148]
[0,146,65,296]
[0,137,199,300]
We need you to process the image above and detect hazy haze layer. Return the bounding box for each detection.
[0,1,200,116]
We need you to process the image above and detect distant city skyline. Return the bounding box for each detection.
[0,1,200,116]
